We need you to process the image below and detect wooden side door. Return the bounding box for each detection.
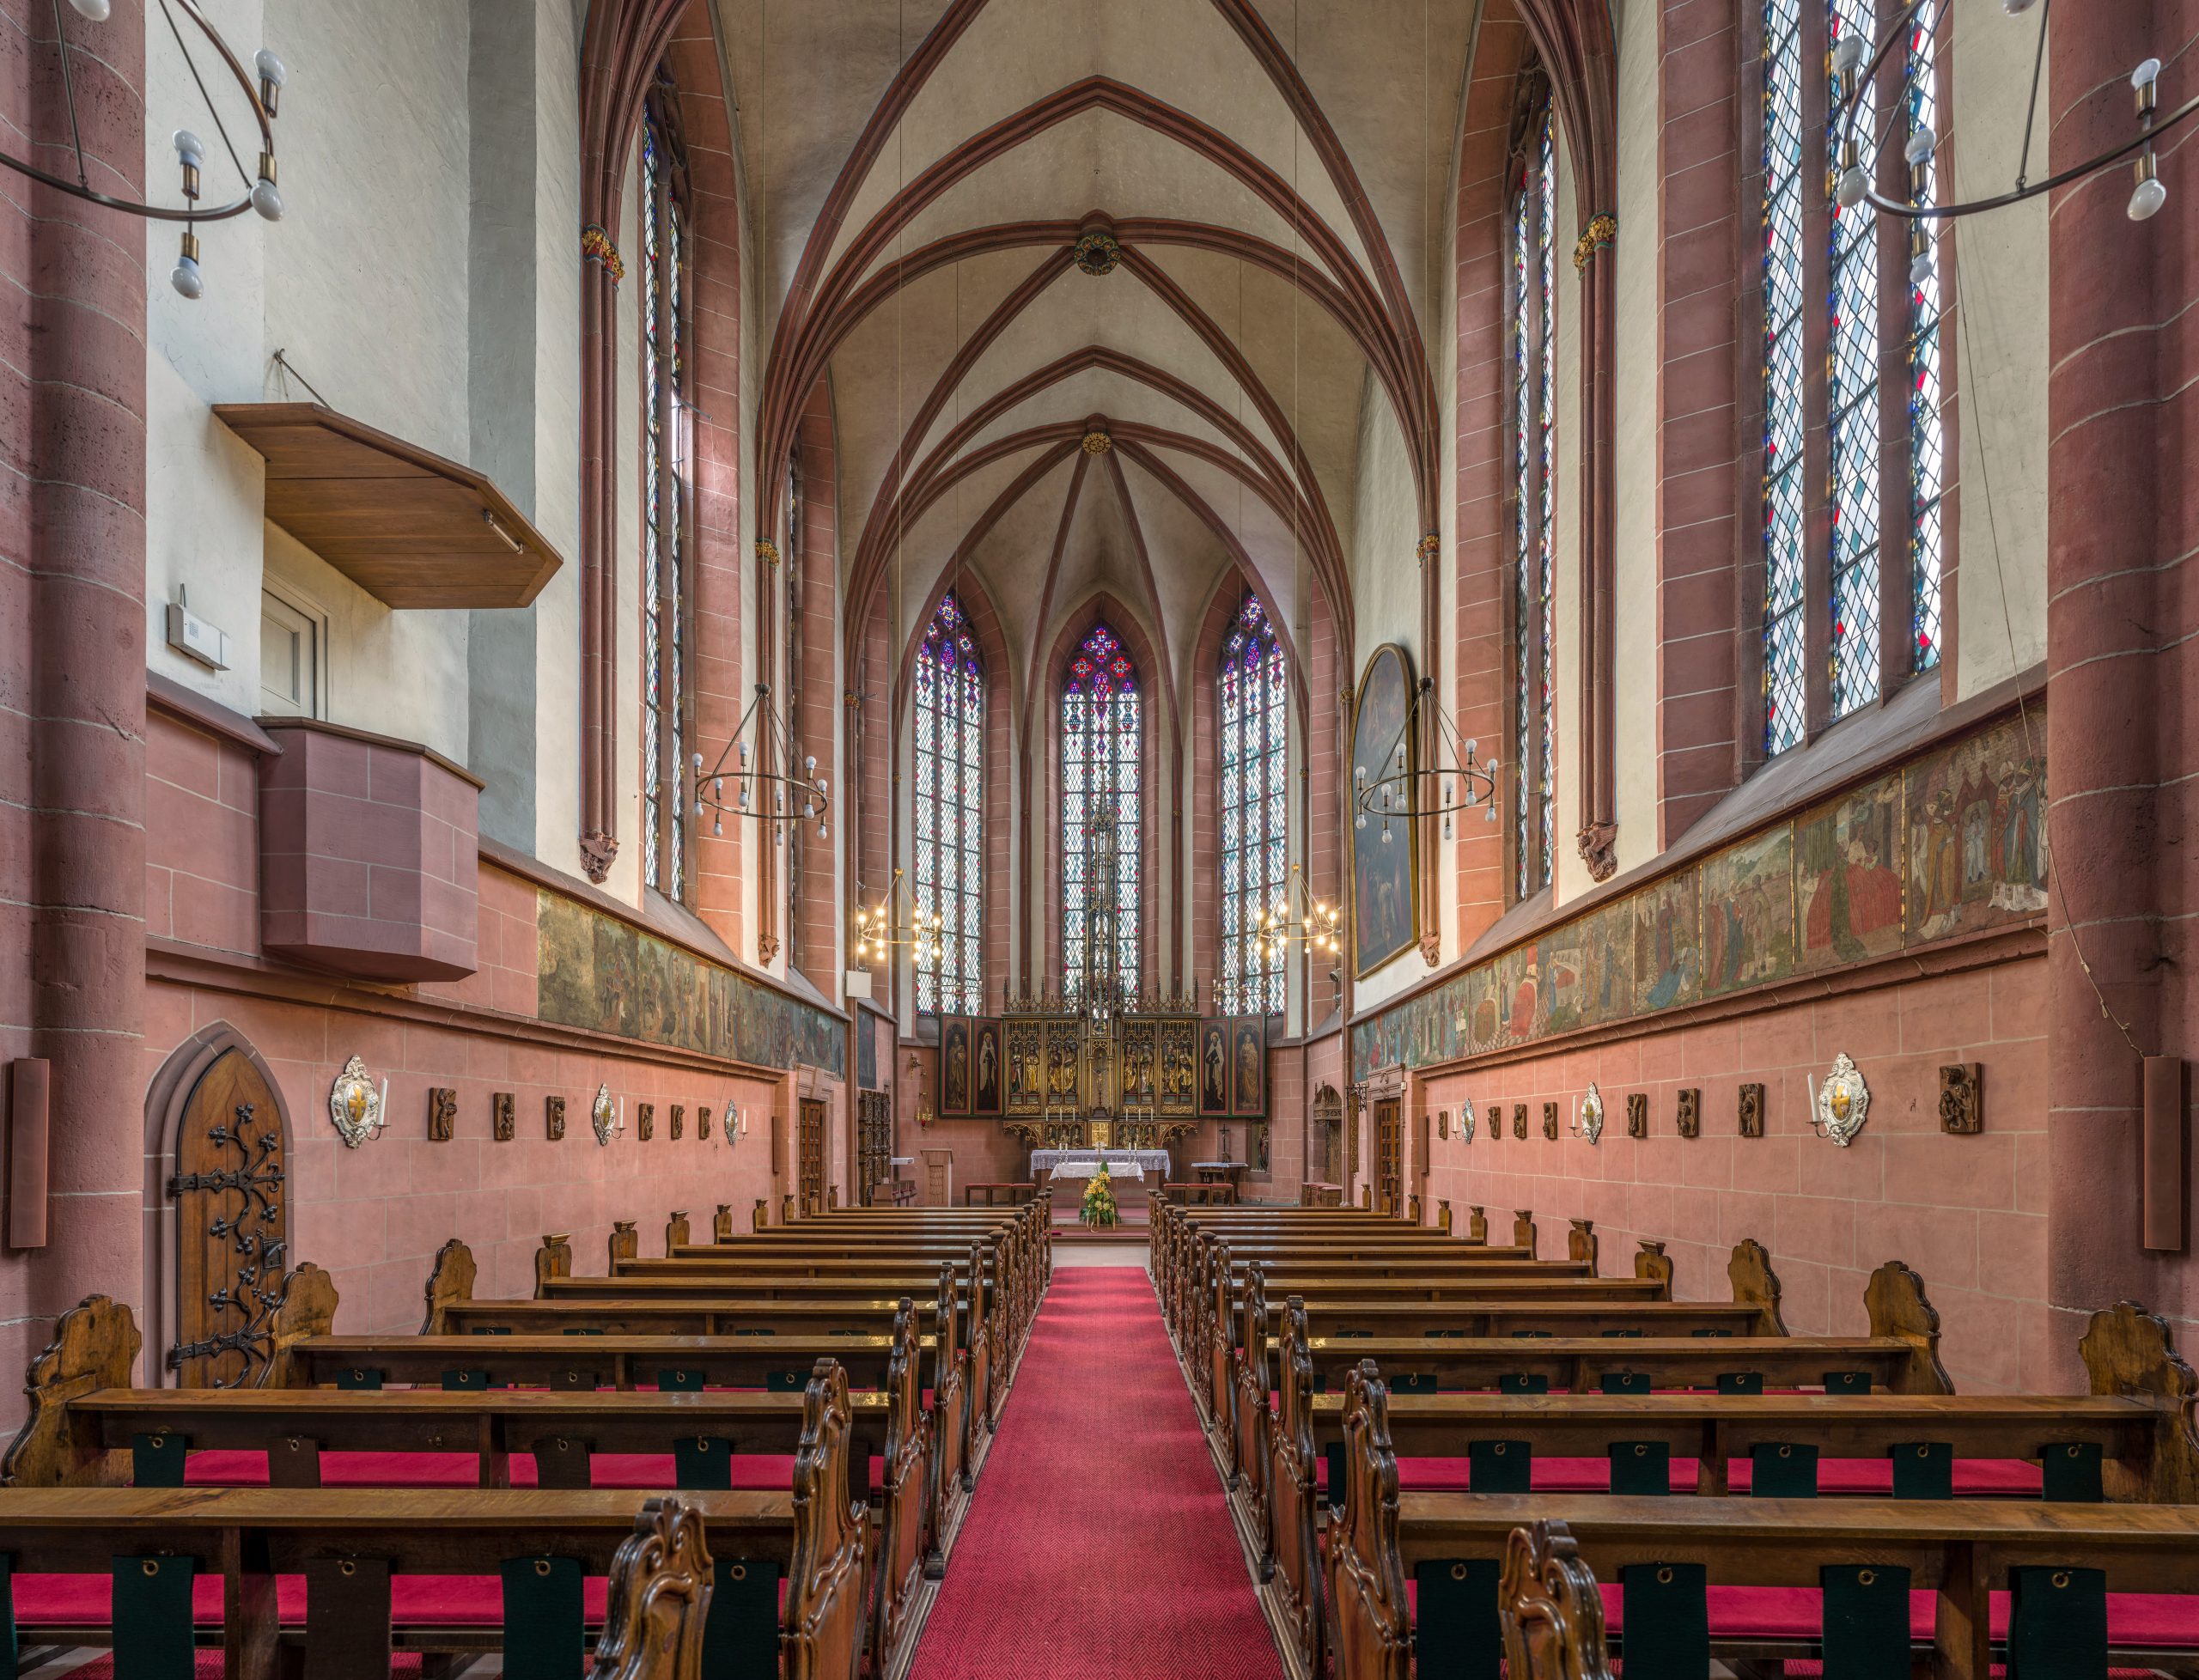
[1374,1097,1402,1217]
[169,1047,288,1388]
[798,1097,827,1215]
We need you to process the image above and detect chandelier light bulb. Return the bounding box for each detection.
[2001,0,2036,11]
[2133,58,2162,92]
[1904,128,1936,166]
[1832,32,1865,74]
[2129,170,2167,221]
[174,129,205,168]
[251,174,283,221]
[1910,248,1935,286]
[255,47,287,118]
[68,0,109,21]
[1836,161,1869,209]
[170,229,204,299]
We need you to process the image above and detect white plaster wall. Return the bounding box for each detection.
[531,0,585,867]
[1946,0,2048,696]
[1610,0,1660,871]
[1550,130,1588,907]
[144,0,265,718]
[1346,373,1428,1013]
[144,0,474,764]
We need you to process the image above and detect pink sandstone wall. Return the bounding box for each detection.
[1413,955,2047,1393]
[141,703,819,1349]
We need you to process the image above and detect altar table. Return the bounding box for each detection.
[1029,1147,1171,1182]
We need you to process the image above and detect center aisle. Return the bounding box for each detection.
[907,1258,1284,1680]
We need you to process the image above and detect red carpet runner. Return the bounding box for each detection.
[908,1266,1283,1679]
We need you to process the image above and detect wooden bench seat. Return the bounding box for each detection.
[1349,1494,2199,1679]
[1307,1304,2199,1680]
[0,1372,868,1680]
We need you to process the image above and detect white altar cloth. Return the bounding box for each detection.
[1029,1147,1171,1183]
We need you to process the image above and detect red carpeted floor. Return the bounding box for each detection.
[907,1267,1282,1680]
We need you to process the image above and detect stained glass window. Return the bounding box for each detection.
[1062,623,1142,996]
[1218,591,1287,1015]
[1762,0,1807,755]
[1907,1,1945,672]
[1511,103,1558,901]
[914,593,983,1015]
[640,105,691,900]
[1827,0,1881,722]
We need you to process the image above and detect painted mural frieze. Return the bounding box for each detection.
[536,890,845,1077]
[1352,709,2048,1080]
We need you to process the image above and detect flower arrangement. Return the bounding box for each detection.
[1081,1164,1118,1228]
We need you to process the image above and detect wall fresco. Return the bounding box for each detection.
[537,891,847,1077]
[1351,706,2047,1081]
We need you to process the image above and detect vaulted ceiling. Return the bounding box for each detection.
[715,0,1481,704]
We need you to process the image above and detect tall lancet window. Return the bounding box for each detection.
[1062,624,1142,997]
[914,593,983,1015]
[640,93,691,900]
[1219,590,1287,1015]
[1825,0,1882,721]
[1760,0,1946,757]
[1510,100,1557,902]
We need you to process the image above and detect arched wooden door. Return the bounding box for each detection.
[168,1046,289,1387]
[1374,1097,1402,1217]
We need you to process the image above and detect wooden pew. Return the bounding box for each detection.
[5,1291,936,1671]
[0,1366,870,1680]
[1310,1305,2199,1680]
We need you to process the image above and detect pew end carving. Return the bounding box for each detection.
[873,1301,930,1661]
[610,1219,640,1266]
[783,1359,869,1680]
[2080,1299,2199,1502]
[1565,1219,1598,1275]
[1634,1239,1673,1294]
[264,1262,340,1389]
[1727,1239,1789,1337]
[1514,1211,1538,1256]
[419,1239,478,1335]
[1467,1206,1489,1244]
[1863,1259,1953,1394]
[2,1295,143,1488]
[534,1233,574,1296]
[588,1496,715,1680]
[1500,1520,1616,1680]
[714,1204,735,1242]
[753,1198,770,1232]
[1325,1361,1412,1680]
[665,1210,690,1253]
[1266,1298,1322,1671]
[1436,1199,1452,1236]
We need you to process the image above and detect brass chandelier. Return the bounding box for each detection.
[693,682,831,847]
[1355,675,1501,843]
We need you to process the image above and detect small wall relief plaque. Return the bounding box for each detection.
[670,1104,685,1141]
[427,1086,457,1143]
[637,1102,655,1142]
[698,1105,713,1141]
[1939,1062,1983,1134]
[1626,1092,1648,1138]
[1739,1081,1767,1138]
[491,1092,515,1142]
[1436,1110,1448,1141]
[1676,1087,1702,1138]
[1513,1104,1528,1140]
[545,1096,567,1141]
[1541,1101,1560,1141]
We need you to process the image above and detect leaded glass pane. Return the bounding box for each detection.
[1511,105,1558,899]
[1062,623,1142,997]
[914,592,984,1013]
[1763,0,1808,755]
[1908,0,1945,671]
[1218,591,1286,1013]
